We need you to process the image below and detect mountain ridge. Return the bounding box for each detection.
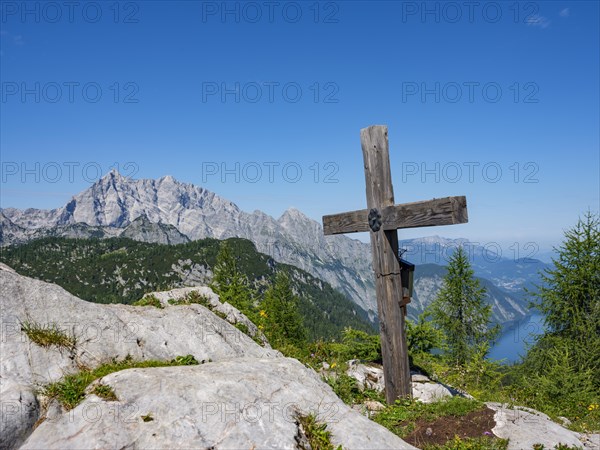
[0,171,544,324]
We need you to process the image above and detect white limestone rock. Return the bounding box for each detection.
[0,264,277,449]
[347,360,386,393]
[141,285,270,347]
[0,379,39,450]
[411,380,453,403]
[487,402,585,449]
[0,264,277,388]
[346,361,454,403]
[21,358,417,450]
[1,265,418,450]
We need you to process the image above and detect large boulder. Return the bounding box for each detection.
[1,264,417,449]
[142,286,269,346]
[487,402,585,449]
[0,263,277,449]
[22,358,417,449]
[0,263,278,389]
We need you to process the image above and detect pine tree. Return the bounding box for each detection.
[428,246,499,366]
[533,211,600,343]
[210,241,254,314]
[261,271,307,348]
[522,212,600,385]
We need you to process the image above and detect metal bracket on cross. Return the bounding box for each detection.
[368,208,382,232]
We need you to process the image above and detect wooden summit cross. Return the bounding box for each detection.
[322,125,468,403]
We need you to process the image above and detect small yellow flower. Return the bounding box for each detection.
[587,404,599,411]
[259,310,267,318]
[330,362,337,369]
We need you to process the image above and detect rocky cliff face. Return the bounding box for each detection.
[0,264,415,450]
[0,171,533,324]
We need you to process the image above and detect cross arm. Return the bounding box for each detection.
[322,196,468,235]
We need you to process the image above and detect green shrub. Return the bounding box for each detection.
[339,328,381,362]
[132,294,163,308]
[406,315,444,355]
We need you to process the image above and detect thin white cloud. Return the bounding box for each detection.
[560,8,570,18]
[0,30,25,45]
[526,15,551,29]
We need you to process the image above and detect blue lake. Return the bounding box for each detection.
[488,313,546,364]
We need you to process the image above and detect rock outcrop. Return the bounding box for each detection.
[21,358,416,449]
[344,359,595,449]
[346,360,459,404]
[0,264,416,449]
[487,403,587,449]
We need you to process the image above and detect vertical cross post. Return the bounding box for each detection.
[361,125,412,401]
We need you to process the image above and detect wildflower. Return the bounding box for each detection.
[259,310,267,318]
[330,362,337,369]
[588,404,599,411]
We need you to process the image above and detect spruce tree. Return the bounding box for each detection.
[210,241,254,314]
[261,271,307,348]
[428,246,499,366]
[533,211,600,344]
[522,212,600,386]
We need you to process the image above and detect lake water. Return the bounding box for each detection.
[488,313,545,364]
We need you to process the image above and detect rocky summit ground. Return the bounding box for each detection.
[0,263,415,449]
[1,263,597,450]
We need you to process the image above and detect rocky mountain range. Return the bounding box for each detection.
[0,170,547,324]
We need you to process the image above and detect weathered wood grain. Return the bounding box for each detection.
[322,196,468,235]
[320,124,469,404]
[360,125,412,402]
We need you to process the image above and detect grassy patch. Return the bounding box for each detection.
[167,291,212,306]
[373,397,483,438]
[297,413,342,450]
[532,444,585,450]
[171,354,199,365]
[424,435,508,450]
[42,354,199,409]
[412,352,600,433]
[168,291,229,320]
[132,294,163,308]
[91,383,117,401]
[21,321,76,349]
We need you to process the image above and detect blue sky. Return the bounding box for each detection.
[1,1,598,254]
